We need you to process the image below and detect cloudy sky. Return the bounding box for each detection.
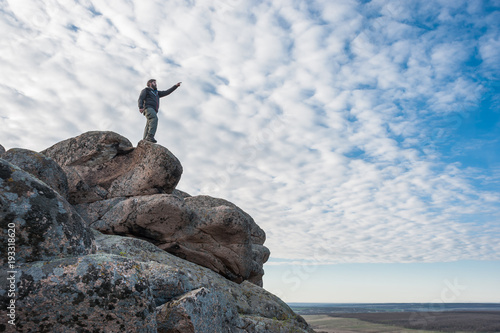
[1,0,499,302]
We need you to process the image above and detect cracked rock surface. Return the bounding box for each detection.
[75,194,269,286]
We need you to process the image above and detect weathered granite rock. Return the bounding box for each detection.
[0,254,157,333]
[0,232,313,333]
[156,287,239,333]
[41,131,133,167]
[172,188,192,199]
[0,144,5,156]
[183,195,269,286]
[41,131,182,204]
[94,232,314,333]
[0,159,95,266]
[75,194,270,286]
[185,195,266,245]
[2,148,69,199]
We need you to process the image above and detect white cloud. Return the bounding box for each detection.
[0,0,499,265]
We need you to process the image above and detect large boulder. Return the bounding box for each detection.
[75,194,270,286]
[41,131,182,204]
[42,131,134,167]
[0,159,95,266]
[2,148,69,199]
[0,144,5,156]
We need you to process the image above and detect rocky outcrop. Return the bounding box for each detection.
[2,148,69,199]
[44,131,267,286]
[0,144,5,156]
[41,131,182,204]
[0,131,315,333]
[0,159,95,266]
[75,194,270,286]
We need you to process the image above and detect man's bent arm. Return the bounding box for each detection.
[138,88,147,109]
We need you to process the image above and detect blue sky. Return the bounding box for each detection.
[1,0,499,302]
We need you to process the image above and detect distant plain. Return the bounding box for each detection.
[291,303,500,333]
[302,315,450,333]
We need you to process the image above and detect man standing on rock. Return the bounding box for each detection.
[138,79,181,143]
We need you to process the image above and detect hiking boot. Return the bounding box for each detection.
[145,137,157,143]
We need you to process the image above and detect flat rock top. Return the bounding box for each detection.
[42,131,133,167]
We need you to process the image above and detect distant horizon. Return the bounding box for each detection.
[287,302,500,304]
[287,302,500,314]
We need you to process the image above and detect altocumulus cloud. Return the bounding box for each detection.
[1,0,499,264]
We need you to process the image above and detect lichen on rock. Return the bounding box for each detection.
[0,159,95,265]
[1,254,157,333]
[2,148,69,199]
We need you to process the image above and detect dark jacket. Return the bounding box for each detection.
[138,85,178,112]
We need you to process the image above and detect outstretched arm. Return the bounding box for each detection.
[158,82,181,97]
